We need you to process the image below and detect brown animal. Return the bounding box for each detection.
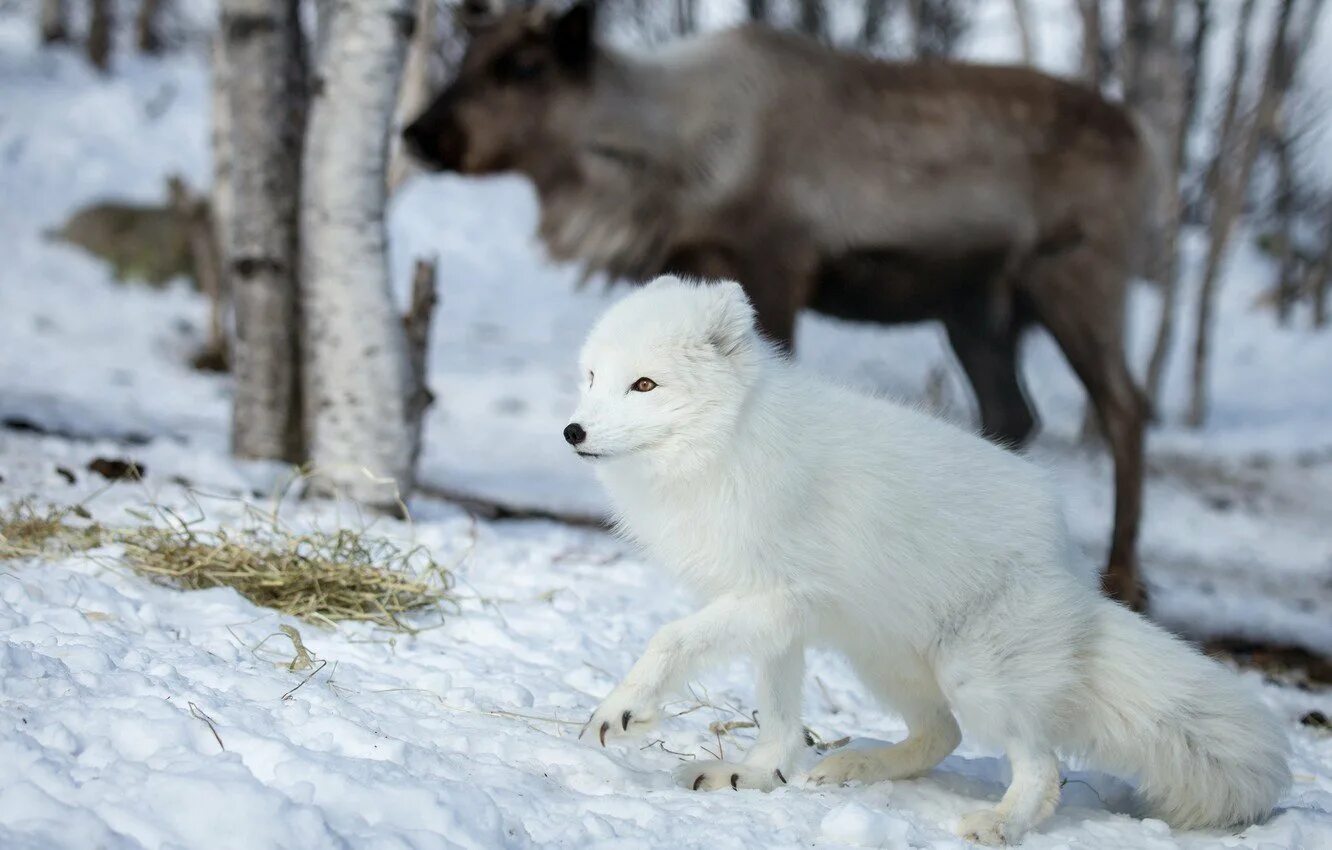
[403,1,1154,609]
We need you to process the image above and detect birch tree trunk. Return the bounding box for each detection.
[40,0,68,44]
[387,0,438,195]
[301,0,418,508]
[210,34,235,279]
[1120,0,1186,409]
[223,0,308,462]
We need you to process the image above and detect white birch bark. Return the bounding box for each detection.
[301,0,417,509]
[210,33,235,277]
[223,0,307,462]
[1121,0,1186,409]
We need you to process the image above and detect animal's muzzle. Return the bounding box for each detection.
[401,108,466,172]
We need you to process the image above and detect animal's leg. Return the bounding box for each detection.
[734,237,818,352]
[809,701,959,785]
[810,650,959,784]
[943,302,1037,447]
[579,591,802,749]
[957,744,1062,846]
[680,642,807,792]
[933,576,1092,844]
[1028,251,1146,609]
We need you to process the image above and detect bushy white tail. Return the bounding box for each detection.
[1070,602,1291,828]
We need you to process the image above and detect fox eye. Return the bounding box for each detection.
[587,371,594,387]
[630,377,657,393]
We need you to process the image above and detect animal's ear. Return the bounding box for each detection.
[707,281,756,358]
[551,1,596,71]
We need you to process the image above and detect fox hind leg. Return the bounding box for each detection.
[810,648,960,785]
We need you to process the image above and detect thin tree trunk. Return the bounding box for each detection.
[404,257,439,471]
[1075,0,1105,89]
[301,0,418,508]
[1175,0,1211,215]
[860,0,892,48]
[210,33,235,290]
[1121,0,1186,410]
[1010,0,1035,64]
[88,0,112,72]
[174,182,228,372]
[1144,1,1209,405]
[1189,0,1297,427]
[910,0,967,58]
[673,0,698,34]
[388,0,438,194]
[223,0,308,463]
[1313,211,1332,327]
[798,0,828,41]
[1269,0,1325,324]
[1200,0,1256,216]
[1271,131,1298,325]
[748,0,770,22]
[136,0,166,54]
[40,0,68,44]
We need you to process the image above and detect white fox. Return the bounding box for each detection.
[565,278,1290,844]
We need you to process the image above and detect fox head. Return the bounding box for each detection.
[565,278,765,472]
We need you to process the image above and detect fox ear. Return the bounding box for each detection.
[707,281,756,357]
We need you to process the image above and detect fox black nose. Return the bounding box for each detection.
[563,423,586,446]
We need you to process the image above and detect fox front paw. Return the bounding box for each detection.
[676,760,790,792]
[957,808,1019,846]
[579,687,659,746]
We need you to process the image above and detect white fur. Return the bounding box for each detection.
[568,278,1291,844]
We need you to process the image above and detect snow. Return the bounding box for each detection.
[2,6,1331,850]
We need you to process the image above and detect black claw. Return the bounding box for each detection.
[730,773,739,790]
[775,768,787,784]
[621,710,631,731]
[693,774,705,791]
[598,721,609,746]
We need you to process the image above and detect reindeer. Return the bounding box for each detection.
[403,1,1156,609]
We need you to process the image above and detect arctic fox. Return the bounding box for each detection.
[565,278,1290,844]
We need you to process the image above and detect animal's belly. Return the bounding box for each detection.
[809,245,1009,324]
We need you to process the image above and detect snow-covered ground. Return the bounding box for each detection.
[2,7,1332,850]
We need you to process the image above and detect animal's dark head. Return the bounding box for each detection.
[401,0,598,175]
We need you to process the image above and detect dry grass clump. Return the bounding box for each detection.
[117,507,456,632]
[0,500,104,560]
